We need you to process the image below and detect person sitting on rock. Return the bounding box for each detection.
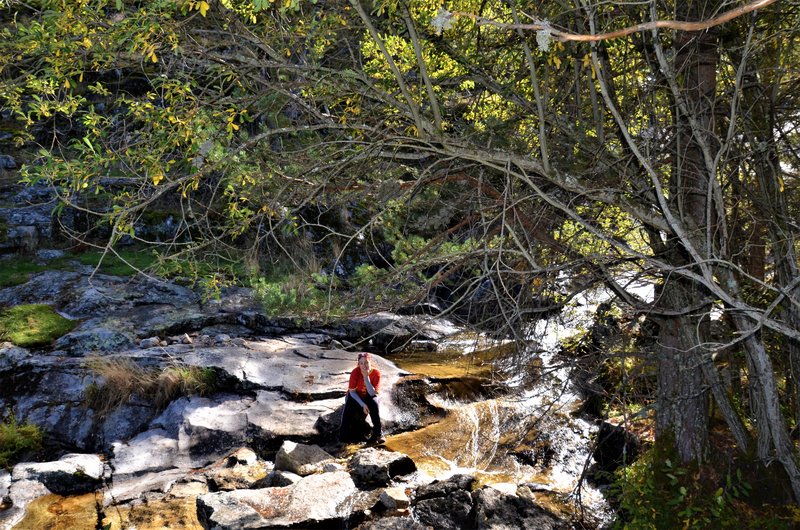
[339,352,385,444]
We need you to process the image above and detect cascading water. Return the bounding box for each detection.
[383,284,654,526]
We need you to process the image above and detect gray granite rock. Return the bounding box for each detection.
[473,487,569,529]
[11,454,104,495]
[414,490,474,530]
[111,428,181,478]
[197,471,358,529]
[204,448,272,492]
[349,447,416,486]
[54,326,134,355]
[274,441,334,477]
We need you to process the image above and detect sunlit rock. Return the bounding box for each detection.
[379,486,410,510]
[204,448,272,491]
[11,454,104,495]
[261,469,303,487]
[349,447,416,486]
[274,441,334,477]
[111,428,181,478]
[103,468,186,505]
[197,471,358,529]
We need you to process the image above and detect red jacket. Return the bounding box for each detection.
[348,367,380,398]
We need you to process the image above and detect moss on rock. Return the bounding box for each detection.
[0,303,76,347]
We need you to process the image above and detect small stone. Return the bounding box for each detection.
[225,447,258,467]
[159,340,169,346]
[139,337,161,348]
[231,337,246,347]
[215,334,231,343]
[380,486,410,510]
[322,462,345,473]
[181,334,193,344]
[261,469,302,487]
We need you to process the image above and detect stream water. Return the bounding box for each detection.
[381,290,631,526]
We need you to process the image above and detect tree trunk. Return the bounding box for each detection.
[652,2,719,464]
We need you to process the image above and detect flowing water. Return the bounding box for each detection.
[381,288,641,525]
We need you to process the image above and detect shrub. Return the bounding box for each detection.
[0,304,76,347]
[611,447,755,529]
[0,416,43,469]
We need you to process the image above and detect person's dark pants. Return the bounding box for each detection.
[339,393,382,442]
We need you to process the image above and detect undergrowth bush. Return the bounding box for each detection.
[608,446,800,529]
[0,416,43,469]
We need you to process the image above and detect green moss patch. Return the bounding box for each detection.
[0,304,76,347]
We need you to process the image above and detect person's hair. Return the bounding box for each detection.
[357,352,370,361]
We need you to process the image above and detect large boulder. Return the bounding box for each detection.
[414,473,475,502]
[411,474,476,530]
[196,471,358,529]
[11,453,105,495]
[413,490,474,530]
[274,441,334,477]
[349,447,416,486]
[472,487,569,529]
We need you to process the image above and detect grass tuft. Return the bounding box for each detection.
[85,358,218,417]
[0,304,76,347]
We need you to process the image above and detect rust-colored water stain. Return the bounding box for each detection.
[102,497,203,530]
[384,400,541,484]
[387,335,517,379]
[13,493,99,530]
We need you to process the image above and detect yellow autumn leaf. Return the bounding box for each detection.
[551,55,562,69]
[152,172,164,186]
[777,175,785,192]
[150,51,158,63]
[198,1,210,16]
[582,54,591,68]
[82,37,92,48]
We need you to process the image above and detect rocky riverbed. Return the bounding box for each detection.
[0,264,604,529]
